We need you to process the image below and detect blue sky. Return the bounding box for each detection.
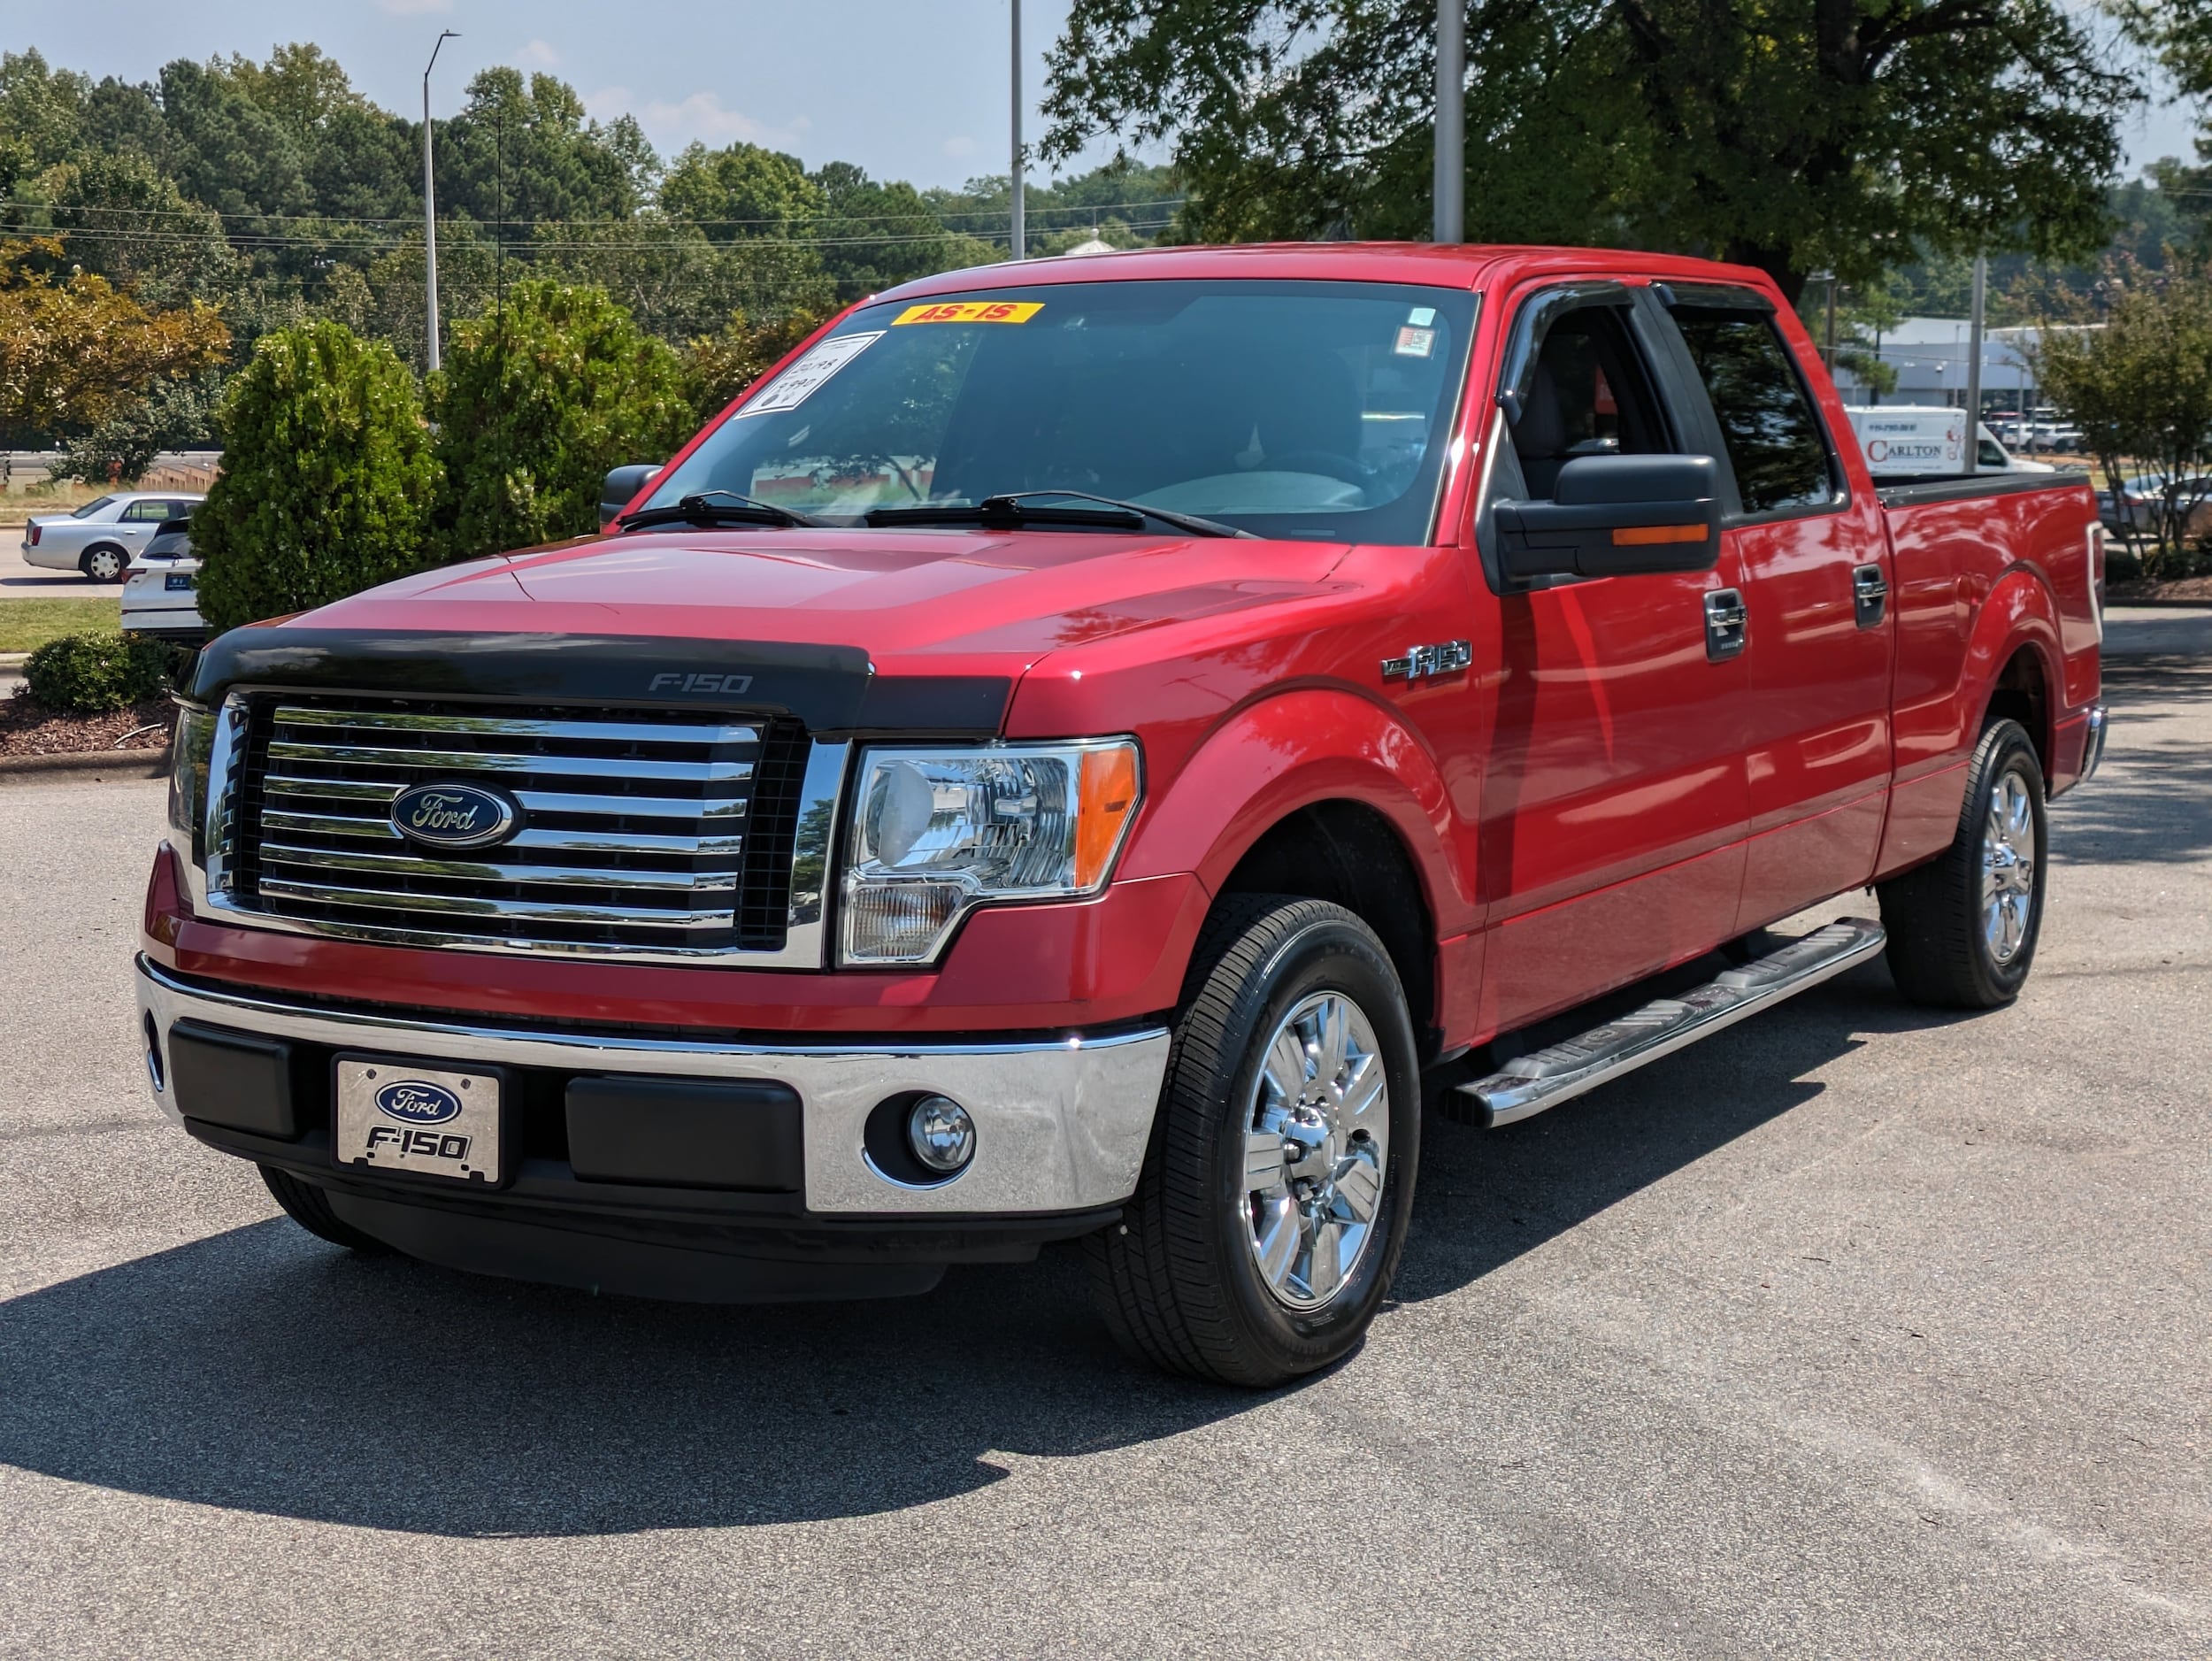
[11,0,2199,190]
[13,0,1141,192]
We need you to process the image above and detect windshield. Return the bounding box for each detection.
[70,495,117,519]
[645,280,1478,544]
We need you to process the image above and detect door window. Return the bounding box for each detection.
[1669,307,1839,516]
[1502,302,1676,500]
[120,499,176,523]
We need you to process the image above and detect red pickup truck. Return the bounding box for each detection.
[139,244,2107,1386]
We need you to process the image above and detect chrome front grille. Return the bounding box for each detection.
[220,697,823,959]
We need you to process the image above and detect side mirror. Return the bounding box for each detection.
[600,463,664,529]
[1494,454,1720,581]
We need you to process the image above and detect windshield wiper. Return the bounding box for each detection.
[618,490,822,531]
[865,490,1254,539]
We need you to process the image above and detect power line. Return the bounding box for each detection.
[20,222,1177,254]
[3,195,1187,231]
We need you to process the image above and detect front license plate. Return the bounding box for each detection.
[334,1057,502,1186]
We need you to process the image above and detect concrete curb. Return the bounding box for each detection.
[0,746,170,783]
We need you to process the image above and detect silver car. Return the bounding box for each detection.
[21,491,204,582]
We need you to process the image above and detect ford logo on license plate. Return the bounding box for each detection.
[390,781,518,850]
[373,1080,464,1125]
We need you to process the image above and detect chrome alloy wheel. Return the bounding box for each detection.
[1238,990,1390,1311]
[1982,765,2039,965]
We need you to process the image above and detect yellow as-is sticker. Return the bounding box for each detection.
[894,300,1045,326]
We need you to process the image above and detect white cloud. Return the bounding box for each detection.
[942,135,977,158]
[377,0,453,14]
[587,87,809,156]
[514,39,560,69]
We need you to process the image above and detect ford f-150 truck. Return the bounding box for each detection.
[138,244,2108,1387]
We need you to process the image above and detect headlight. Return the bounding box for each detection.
[167,700,217,857]
[840,739,1141,965]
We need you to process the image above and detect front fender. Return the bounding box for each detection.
[1119,686,1479,937]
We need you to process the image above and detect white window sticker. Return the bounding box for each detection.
[1394,325,1438,358]
[739,332,883,417]
[1407,306,1438,327]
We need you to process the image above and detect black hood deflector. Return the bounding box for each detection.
[188,627,1011,735]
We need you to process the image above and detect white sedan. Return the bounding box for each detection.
[20,491,203,582]
[120,516,207,642]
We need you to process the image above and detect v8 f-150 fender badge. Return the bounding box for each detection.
[389,782,519,850]
[1381,641,1473,681]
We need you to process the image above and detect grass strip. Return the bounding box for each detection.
[0,598,122,655]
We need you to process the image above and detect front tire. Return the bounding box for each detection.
[1087,896,1421,1387]
[1878,718,2047,1008]
[260,1165,394,1255]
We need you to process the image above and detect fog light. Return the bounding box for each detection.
[907,1095,976,1174]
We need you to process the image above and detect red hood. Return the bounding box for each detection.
[295,527,1351,679]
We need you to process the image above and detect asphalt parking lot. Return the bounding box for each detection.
[0,616,2205,1659]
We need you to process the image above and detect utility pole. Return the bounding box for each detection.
[1010,0,1025,260]
[1824,276,1839,373]
[1963,252,1986,474]
[1433,0,1463,242]
[422,29,459,374]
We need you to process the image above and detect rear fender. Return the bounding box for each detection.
[1968,565,2065,756]
[1119,688,1477,936]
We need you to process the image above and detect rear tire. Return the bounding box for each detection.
[1087,896,1421,1387]
[1878,719,2047,1009]
[259,1165,393,1255]
[80,544,127,582]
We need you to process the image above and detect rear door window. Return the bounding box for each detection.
[1667,306,1839,516]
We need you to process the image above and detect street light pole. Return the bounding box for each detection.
[1433,0,1463,242]
[1010,0,1025,261]
[1964,252,1986,475]
[422,29,459,374]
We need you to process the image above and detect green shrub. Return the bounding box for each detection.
[434,280,697,562]
[194,320,442,634]
[25,632,174,714]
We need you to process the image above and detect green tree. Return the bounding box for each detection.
[433,280,696,560]
[926,160,1182,253]
[440,70,655,229]
[809,162,1001,296]
[1045,0,2131,301]
[534,214,833,342]
[193,320,442,632]
[32,150,239,306]
[2030,258,2212,576]
[661,141,825,238]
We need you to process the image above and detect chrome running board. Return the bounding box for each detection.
[1455,918,1887,1129]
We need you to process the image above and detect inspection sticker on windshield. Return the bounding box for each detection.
[893,300,1045,325]
[1394,326,1437,358]
[739,331,882,417]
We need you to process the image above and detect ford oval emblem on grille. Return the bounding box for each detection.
[374,1080,464,1124]
[390,782,518,850]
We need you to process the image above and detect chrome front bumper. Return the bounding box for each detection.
[135,957,1169,1216]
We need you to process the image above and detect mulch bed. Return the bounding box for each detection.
[0,688,175,757]
[2108,576,2212,604]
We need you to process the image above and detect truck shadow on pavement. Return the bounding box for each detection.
[0,963,1975,1538]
